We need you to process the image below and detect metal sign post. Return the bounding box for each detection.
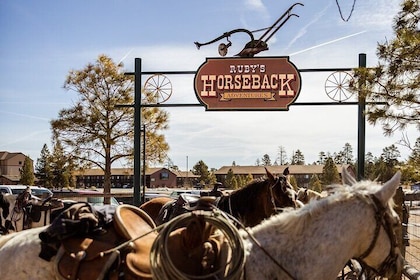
[133,58,142,206]
[357,53,366,180]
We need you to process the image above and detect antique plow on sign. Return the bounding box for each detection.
[194,2,304,57]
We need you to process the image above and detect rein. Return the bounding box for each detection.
[356,194,399,276]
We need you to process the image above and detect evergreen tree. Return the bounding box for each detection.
[381,144,401,166]
[341,143,354,164]
[317,152,327,165]
[192,160,211,184]
[246,173,254,184]
[225,168,238,189]
[350,0,420,135]
[261,154,272,166]
[35,144,54,188]
[364,152,376,180]
[408,137,420,169]
[321,157,340,186]
[291,150,305,165]
[333,152,344,165]
[20,156,34,185]
[50,139,74,189]
[309,174,322,193]
[373,157,395,183]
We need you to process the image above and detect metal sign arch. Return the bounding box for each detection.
[125,55,366,206]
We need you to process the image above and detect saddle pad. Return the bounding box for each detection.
[113,205,157,279]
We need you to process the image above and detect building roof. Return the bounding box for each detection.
[214,165,349,175]
[0,151,25,161]
[172,170,199,178]
[73,167,198,177]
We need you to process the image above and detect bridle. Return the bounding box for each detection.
[355,194,400,277]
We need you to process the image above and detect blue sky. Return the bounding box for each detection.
[1,0,418,170]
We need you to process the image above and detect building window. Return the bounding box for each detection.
[160,172,169,180]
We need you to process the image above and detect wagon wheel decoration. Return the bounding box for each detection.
[324,71,354,102]
[143,74,172,104]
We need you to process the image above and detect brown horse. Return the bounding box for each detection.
[141,168,299,227]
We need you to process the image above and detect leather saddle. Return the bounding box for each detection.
[157,195,216,225]
[113,205,157,279]
[54,204,156,280]
[52,202,225,280]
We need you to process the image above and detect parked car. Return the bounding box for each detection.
[0,185,53,198]
[169,189,201,199]
[411,182,420,191]
[52,189,120,206]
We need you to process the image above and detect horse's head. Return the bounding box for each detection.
[265,168,299,212]
[345,169,403,278]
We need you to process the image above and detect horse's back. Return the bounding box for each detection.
[0,226,55,279]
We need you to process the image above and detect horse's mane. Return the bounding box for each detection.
[248,179,392,236]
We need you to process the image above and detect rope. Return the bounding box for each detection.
[150,209,246,280]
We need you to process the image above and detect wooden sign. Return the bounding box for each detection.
[194,57,301,111]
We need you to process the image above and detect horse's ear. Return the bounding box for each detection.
[375,171,401,206]
[341,167,357,186]
[265,167,275,182]
[283,167,290,176]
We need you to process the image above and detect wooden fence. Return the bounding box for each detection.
[402,191,420,280]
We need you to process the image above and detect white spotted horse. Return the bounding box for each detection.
[0,201,230,280]
[0,193,11,234]
[2,190,64,233]
[0,170,403,280]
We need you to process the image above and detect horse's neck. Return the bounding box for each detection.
[243,197,374,280]
[218,189,267,226]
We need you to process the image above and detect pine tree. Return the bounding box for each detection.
[50,140,73,189]
[350,0,420,135]
[261,154,272,166]
[321,157,340,186]
[192,160,211,184]
[291,150,305,165]
[20,156,35,185]
[35,144,54,188]
[309,174,322,193]
[225,168,238,189]
[408,137,420,169]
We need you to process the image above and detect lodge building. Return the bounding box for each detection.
[0,150,351,189]
[74,164,351,189]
